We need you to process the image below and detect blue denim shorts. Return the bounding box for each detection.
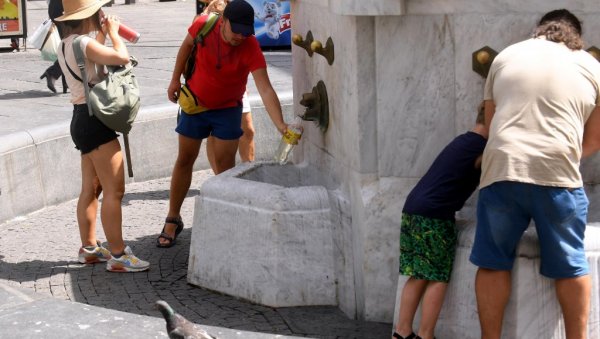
[469,181,589,279]
[176,106,243,140]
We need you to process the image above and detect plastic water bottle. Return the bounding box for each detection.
[274,117,303,165]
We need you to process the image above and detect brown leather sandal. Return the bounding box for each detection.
[156,217,184,248]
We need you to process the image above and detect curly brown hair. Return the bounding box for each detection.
[533,9,584,51]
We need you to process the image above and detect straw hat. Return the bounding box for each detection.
[55,0,111,21]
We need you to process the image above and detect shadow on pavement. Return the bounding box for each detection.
[0,90,58,100]
[121,188,200,204]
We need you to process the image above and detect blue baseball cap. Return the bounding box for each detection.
[223,0,255,37]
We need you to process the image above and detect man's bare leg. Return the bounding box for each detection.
[207,112,254,171]
[158,135,201,246]
[238,111,255,162]
[475,268,511,339]
[556,275,591,339]
[211,137,240,174]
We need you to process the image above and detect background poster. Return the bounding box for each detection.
[249,0,291,48]
[0,0,26,38]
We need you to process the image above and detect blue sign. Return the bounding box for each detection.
[249,0,291,48]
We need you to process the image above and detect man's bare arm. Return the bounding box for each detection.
[582,106,600,158]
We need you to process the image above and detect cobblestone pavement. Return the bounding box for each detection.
[0,170,391,339]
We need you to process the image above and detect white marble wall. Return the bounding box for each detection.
[292,0,600,325]
[329,0,405,16]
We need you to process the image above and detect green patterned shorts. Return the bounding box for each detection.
[399,213,457,282]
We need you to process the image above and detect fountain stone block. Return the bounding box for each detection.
[187,162,337,307]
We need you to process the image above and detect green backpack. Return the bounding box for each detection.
[183,12,220,80]
[71,35,140,177]
[72,35,140,135]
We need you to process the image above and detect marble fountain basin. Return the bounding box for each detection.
[187,162,338,307]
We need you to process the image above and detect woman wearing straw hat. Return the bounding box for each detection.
[55,0,149,272]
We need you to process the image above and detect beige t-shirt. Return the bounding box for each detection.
[481,38,600,189]
[58,35,104,105]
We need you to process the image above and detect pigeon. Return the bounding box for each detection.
[155,300,218,339]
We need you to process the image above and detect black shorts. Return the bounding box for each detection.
[70,104,118,154]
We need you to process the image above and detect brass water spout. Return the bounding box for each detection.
[472,46,498,78]
[311,37,334,65]
[292,31,314,57]
[299,81,329,132]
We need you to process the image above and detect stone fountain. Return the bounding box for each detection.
[188,1,600,338]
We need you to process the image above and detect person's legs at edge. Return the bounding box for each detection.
[77,154,102,247]
[238,111,255,162]
[88,139,126,255]
[40,61,62,93]
[395,277,427,338]
[158,135,201,246]
[417,281,448,339]
[475,268,511,339]
[556,275,591,339]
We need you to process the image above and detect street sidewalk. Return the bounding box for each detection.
[0,171,390,339]
[0,0,292,135]
[0,0,391,338]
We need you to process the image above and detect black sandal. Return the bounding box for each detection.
[156,217,184,248]
[393,332,416,339]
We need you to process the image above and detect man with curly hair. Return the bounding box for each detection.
[470,9,600,339]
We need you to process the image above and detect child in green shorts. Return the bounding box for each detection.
[392,103,487,339]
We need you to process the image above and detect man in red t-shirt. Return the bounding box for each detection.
[158,0,288,248]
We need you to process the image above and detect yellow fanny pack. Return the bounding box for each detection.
[178,84,209,115]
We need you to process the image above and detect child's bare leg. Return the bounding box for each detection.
[417,281,448,339]
[395,277,428,337]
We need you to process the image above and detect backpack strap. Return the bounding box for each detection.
[72,35,95,118]
[123,134,133,177]
[184,13,220,81]
[61,42,82,83]
[195,12,219,46]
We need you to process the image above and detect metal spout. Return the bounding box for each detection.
[311,37,334,65]
[472,46,498,78]
[292,31,314,57]
[299,81,329,132]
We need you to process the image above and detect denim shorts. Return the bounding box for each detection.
[70,104,118,155]
[176,106,243,140]
[469,181,589,279]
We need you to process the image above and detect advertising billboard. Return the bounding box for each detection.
[0,0,26,38]
[249,0,290,48]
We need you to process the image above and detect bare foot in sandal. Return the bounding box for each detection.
[157,217,184,248]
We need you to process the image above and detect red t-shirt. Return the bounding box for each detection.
[187,16,266,109]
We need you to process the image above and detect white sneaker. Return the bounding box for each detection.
[78,240,112,264]
[106,246,150,272]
